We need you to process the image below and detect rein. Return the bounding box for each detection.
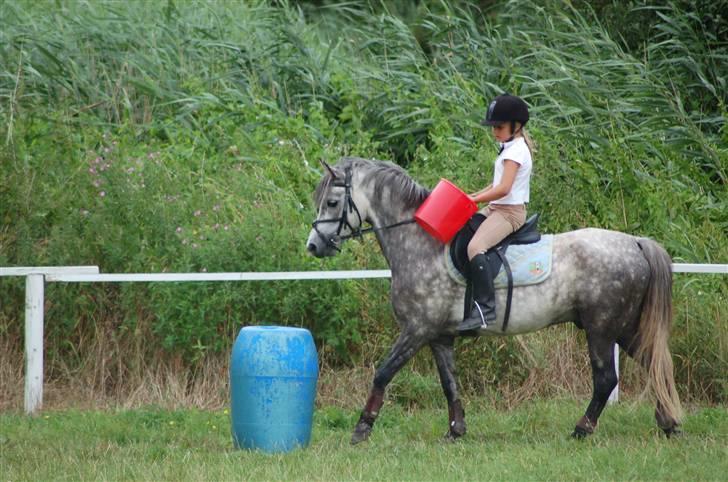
[341,218,416,240]
[312,167,416,251]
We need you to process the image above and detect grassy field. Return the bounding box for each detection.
[1,400,726,481]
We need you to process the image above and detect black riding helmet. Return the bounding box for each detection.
[481,94,529,126]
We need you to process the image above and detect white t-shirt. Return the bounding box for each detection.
[492,137,532,205]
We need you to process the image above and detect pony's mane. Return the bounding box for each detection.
[313,157,430,209]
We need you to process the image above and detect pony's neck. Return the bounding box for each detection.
[362,169,423,231]
[367,189,420,227]
[361,174,438,273]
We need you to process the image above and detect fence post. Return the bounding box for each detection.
[608,344,619,404]
[24,274,44,415]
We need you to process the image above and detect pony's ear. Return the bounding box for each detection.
[319,159,338,179]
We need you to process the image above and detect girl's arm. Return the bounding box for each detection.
[470,160,519,204]
[469,184,493,199]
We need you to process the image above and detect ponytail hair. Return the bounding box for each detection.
[517,122,535,156]
[522,128,535,156]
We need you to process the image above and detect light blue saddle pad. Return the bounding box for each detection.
[445,234,554,288]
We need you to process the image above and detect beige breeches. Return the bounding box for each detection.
[467,204,527,260]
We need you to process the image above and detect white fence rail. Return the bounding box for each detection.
[45,270,393,283]
[2,263,726,414]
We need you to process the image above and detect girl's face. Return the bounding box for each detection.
[491,122,513,142]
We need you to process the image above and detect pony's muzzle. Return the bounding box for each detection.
[306,229,339,257]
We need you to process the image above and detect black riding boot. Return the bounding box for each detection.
[457,252,496,332]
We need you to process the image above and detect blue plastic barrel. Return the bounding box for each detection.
[230,326,318,452]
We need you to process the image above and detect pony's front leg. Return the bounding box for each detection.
[351,386,385,445]
[430,335,466,440]
[351,329,428,445]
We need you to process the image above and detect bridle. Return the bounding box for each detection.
[311,167,415,252]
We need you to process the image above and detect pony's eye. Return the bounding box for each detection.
[327,200,339,208]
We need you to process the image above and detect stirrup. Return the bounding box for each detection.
[457,302,489,332]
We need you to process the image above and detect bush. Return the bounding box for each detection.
[0,0,725,402]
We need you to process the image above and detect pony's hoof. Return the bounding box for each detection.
[443,430,465,442]
[351,422,372,445]
[445,420,467,441]
[663,426,682,438]
[572,416,596,439]
[443,426,465,442]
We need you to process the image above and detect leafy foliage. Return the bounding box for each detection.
[0,0,725,400]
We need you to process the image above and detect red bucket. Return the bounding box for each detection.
[415,179,477,243]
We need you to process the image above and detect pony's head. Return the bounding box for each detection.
[306,157,429,257]
[306,159,370,257]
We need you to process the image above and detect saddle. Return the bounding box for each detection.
[450,213,541,332]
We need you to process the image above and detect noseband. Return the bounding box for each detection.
[311,167,415,251]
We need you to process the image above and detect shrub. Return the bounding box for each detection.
[0,0,724,402]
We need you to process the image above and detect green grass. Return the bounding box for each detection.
[1,400,726,481]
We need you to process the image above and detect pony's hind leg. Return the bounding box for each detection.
[429,335,466,440]
[573,333,619,438]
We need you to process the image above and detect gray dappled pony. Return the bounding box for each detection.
[306,157,682,444]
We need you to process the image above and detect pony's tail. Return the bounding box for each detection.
[635,238,683,426]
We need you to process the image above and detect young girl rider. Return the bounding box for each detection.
[458,94,533,333]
